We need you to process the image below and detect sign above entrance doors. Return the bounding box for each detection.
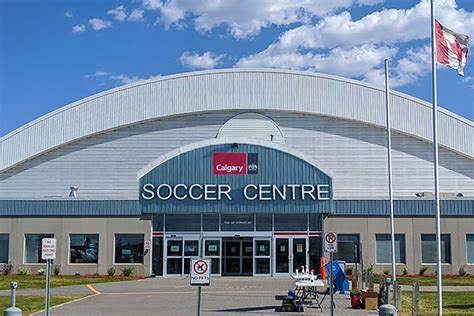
[139,142,333,214]
[213,152,258,175]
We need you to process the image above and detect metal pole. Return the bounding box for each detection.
[330,252,334,316]
[385,59,397,285]
[45,259,51,316]
[430,1,443,315]
[197,216,203,316]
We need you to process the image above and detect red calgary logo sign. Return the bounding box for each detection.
[213,152,258,175]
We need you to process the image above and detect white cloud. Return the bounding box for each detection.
[72,24,86,33]
[88,18,113,31]
[65,11,73,18]
[364,45,431,87]
[180,51,225,70]
[237,44,397,79]
[84,71,112,78]
[107,6,128,22]
[128,9,145,22]
[145,0,385,39]
[85,71,160,85]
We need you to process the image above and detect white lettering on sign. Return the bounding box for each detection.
[215,164,244,173]
[190,259,211,286]
[141,183,331,202]
[41,238,57,260]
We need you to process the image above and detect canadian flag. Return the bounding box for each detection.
[435,20,469,76]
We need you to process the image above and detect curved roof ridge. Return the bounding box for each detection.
[1,68,472,142]
[1,68,472,171]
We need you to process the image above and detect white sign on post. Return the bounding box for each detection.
[324,232,338,253]
[41,238,57,260]
[144,240,151,251]
[190,259,211,286]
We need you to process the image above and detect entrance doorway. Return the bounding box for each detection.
[165,236,200,276]
[274,236,308,275]
[222,238,253,276]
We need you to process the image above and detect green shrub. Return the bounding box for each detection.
[53,265,61,276]
[107,267,116,276]
[2,263,13,275]
[419,266,429,276]
[403,266,408,275]
[458,266,467,276]
[383,268,390,276]
[345,267,353,275]
[17,266,29,276]
[121,266,134,276]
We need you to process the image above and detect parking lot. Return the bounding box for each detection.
[34,277,375,315]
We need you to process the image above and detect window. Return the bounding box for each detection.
[25,234,54,263]
[70,234,99,264]
[333,234,360,263]
[309,214,323,231]
[256,214,272,231]
[466,234,474,264]
[152,214,164,231]
[0,234,8,263]
[274,214,307,231]
[421,234,451,264]
[165,214,201,231]
[221,214,254,231]
[115,234,144,264]
[376,234,406,264]
[203,214,219,231]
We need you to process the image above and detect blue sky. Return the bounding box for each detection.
[1,0,473,136]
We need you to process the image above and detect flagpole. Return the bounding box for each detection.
[430,0,443,315]
[384,59,396,286]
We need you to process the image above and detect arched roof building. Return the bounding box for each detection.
[0,69,472,277]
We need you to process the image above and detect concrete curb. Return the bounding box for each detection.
[30,293,100,316]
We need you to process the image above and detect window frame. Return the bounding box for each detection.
[374,233,406,265]
[68,233,100,265]
[466,234,474,265]
[23,233,54,265]
[113,233,145,265]
[420,233,452,265]
[0,233,9,264]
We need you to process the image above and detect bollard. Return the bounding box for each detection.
[3,282,22,316]
[379,278,397,316]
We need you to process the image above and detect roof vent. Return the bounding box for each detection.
[69,186,79,198]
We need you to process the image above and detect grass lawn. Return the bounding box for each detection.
[0,275,141,290]
[0,294,88,315]
[401,291,474,315]
[373,275,474,286]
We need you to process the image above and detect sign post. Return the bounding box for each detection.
[41,238,56,316]
[190,258,210,316]
[324,232,338,316]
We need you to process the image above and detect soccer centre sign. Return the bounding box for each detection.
[139,144,333,213]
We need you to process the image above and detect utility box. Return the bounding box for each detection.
[379,304,397,315]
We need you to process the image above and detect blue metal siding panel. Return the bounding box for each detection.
[0,200,141,216]
[0,199,471,217]
[139,143,333,213]
[332,200,473,216]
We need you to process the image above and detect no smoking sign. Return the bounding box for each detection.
[190,259,211,286]
[324,232,338,253]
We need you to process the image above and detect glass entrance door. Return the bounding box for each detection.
[274,236,308,276]
[222,238,253,276]
[152,237,163,276]
[165,237,200,276]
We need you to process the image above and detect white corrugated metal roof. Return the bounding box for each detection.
[1,68,472,171]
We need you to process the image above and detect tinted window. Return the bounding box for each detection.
[333,234,360,263]
[203,214,219,231]
[115,234,144,264]
[0,234,8,263]
[274,214,307,231]
[165,214,201,231]
[221,214,254,231]
[421,234,451,264]
[70,234,99,264]
[25,234,54,263]
[256,214,272,231]
[376,234,406,264]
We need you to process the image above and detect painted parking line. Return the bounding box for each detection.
[86,284,102,294]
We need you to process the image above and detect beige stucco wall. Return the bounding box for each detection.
[0,217,151,276]
[324,216,474,275]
